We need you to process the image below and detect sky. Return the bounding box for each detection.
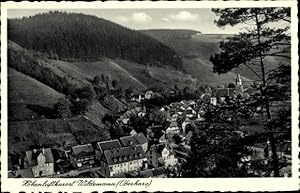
[7,9,243,34]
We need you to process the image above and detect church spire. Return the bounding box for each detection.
[235,73,244,94]
[236,73,242,86]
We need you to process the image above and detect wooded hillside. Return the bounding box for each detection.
[8,11,182,69]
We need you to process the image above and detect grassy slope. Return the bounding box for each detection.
[8,42,115,154]
[8,68,64,121]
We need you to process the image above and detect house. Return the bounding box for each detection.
[161,145,178,169]
[185,106,197,119]
[159,133,168,144]
[146,125,164,142]
[166,121,180,137]
[129,129,138,136]
[23,148,55,177]
[99,145,147,177]
[147,144,178,169]
[133,133,149,153]
[146,144,165,168]
[137,106,147,117]
[96,139,122,161]
[131,94,145,103]
[145,90,154,99]
[69,144,95,169]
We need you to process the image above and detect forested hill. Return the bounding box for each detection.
[8,11,182,69]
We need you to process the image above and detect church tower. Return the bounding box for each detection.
[235,73,244,95]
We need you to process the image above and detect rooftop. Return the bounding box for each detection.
[25,148,54,167]
[120,136,138,147]
[97,139,121,152]
[72,144,94,158]
[133,133,148,144]
[103,145,146,165]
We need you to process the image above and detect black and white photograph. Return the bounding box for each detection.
[1,1,299,192]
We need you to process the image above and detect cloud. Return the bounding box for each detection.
[169,11,199,22]
[131,12,152,23]
[115,12,152,24]
[115,15,129,23]
[161,17,170,22]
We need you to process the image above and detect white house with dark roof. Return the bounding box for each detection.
[23,148,55,177]
[100,145,147,177]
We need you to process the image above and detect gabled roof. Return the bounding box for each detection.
[183,117,192,123]
[103,145,146,165]
[97,139,121,152]
[133,133,148,144]
[72,144,94,158]
[120,136,138,147]
[25,148,54,167]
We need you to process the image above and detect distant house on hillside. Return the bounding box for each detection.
[131,93,145,103]
[69,144,95,169]
[22,148,55,177]
[145,90,154,99]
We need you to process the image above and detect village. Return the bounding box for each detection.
[8,74,291,178]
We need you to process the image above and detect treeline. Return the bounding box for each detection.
[8,11,182,69]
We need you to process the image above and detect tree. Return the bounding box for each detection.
[76,86,95,100]
[210,8,291,176]
[93,75,101,86]
[72,99,90,115]
[182,97,255,177]
[125,87,133,99]
[112,79,118,88]
[54,97,72,118]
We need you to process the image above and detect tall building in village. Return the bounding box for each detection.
[96,133,149,177]
[209,73,253,105]
[16,148,55,177]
